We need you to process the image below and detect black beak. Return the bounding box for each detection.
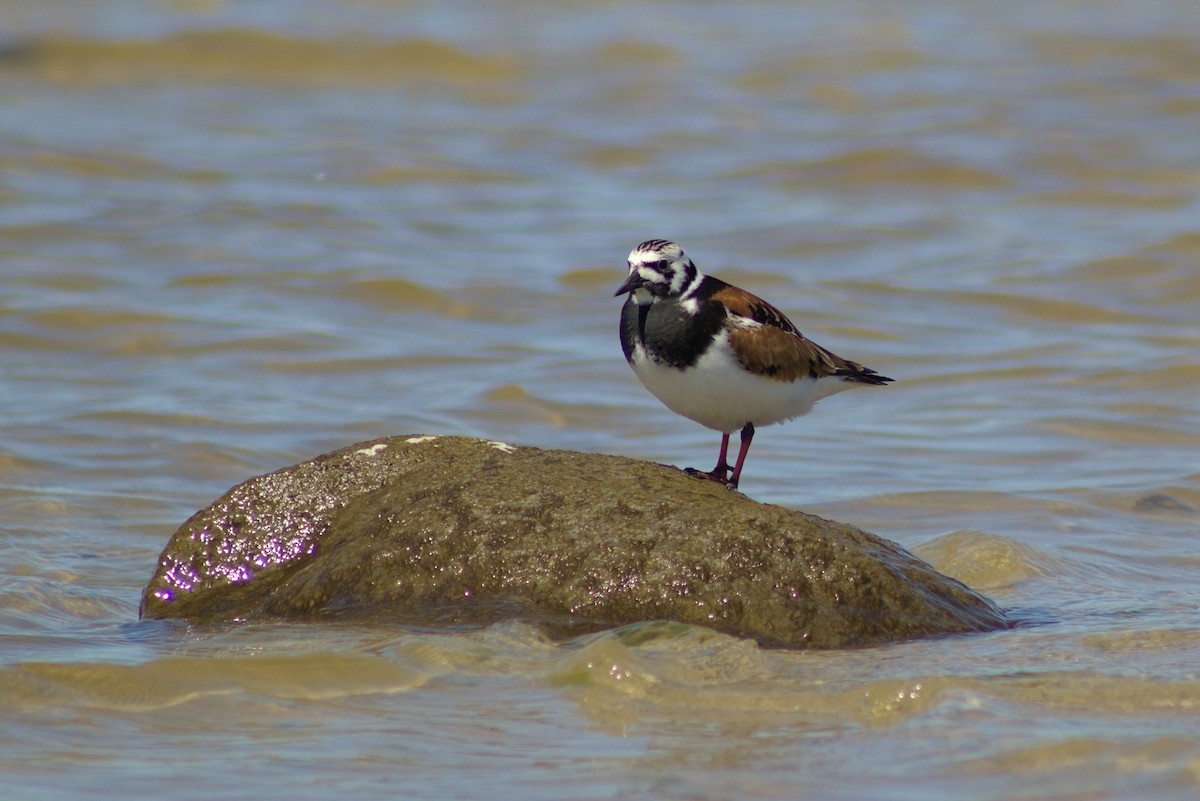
[614,271,645,297]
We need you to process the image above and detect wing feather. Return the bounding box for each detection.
[712,285,891,385]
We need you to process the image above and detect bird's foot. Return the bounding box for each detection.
[684,467,737,488]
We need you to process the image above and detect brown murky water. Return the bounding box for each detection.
[2,1,1199,799]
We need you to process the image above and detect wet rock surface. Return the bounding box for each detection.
[141,435,1008,648]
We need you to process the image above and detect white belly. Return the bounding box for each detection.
[629,333,857,433]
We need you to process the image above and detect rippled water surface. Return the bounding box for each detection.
[2,1,1199,799]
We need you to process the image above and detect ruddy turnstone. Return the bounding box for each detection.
[615,239,893,489]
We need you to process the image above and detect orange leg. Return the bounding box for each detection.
[727,423,755,489]
[705,432,732,482]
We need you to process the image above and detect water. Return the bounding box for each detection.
[2,1,1199,798]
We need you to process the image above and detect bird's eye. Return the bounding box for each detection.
[656,260,670,270]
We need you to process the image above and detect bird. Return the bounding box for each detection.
[615,239,893,489]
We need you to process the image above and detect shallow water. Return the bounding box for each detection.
[2,1,1199,798]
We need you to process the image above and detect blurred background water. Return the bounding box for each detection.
[2,1,1199,799]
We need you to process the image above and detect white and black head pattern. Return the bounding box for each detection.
[614,239,703,303]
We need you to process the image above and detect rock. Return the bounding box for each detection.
[1132,493,1194,514]
[140,435,1008,648]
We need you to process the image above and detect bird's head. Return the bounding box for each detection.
[614,239,699,305]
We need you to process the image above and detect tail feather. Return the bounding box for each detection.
[835,363,894,386]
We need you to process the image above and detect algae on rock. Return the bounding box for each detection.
[141,435,1007,648]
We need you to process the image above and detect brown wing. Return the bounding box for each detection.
[712,285,878,384]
